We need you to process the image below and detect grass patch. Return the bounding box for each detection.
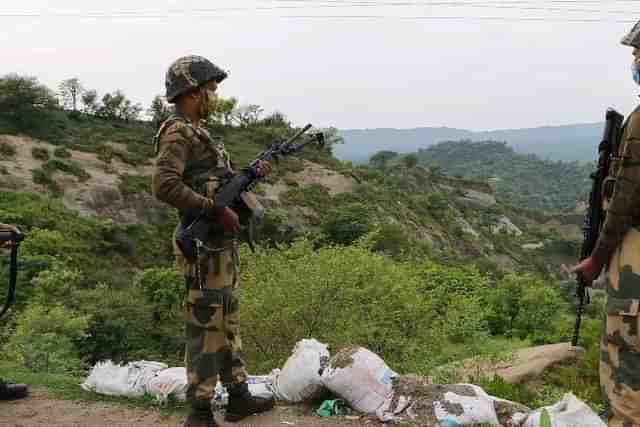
[32,146,50,161]
[43,159,91,182]
[32,168,62,196]
[54,147,71,158]
[0,140,17,159]
[118,174,152,196]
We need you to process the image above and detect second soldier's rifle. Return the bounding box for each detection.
[176,124,324,262]
[572,108,624,346]
[0,230,25,320]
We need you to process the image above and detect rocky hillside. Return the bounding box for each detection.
[0,121,580,280]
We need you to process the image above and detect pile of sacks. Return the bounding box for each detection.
[81,339,605,427]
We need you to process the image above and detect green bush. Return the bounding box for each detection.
[135,267,184,312]
[42,159,90,182]
[4,304,90,375]
[0,140,16,159]
[31,168,62,195]
[321,202,372,245]
[485,274,567,343]
[242,239,453,374]
[53,147,71,158]
[118,174,151,196]
[31,146,50,161]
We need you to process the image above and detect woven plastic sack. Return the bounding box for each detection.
[272,339,330,402]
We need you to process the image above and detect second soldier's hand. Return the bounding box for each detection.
[255,160,272,178]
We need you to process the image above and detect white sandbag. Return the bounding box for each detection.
[320,346,398,415]
[145,367,188,403]
[522,393,606,427]
[272,339,330,403]
[434,385,502,426]
[81,360,167,398]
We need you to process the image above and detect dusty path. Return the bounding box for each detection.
[0,388,371,427]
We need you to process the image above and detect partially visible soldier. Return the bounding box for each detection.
[569,21,640,427]
[152,56,274,427]
[0,223,28,401]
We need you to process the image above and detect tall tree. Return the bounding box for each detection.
[81,90,98,115]
[58,78,84,111]
[369,150,399,169]
[98,90,142,121]
[0,73,59,133]
[148,95,173,129]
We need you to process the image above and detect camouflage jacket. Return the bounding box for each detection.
[152,114,233,219]
[592,106,640,264]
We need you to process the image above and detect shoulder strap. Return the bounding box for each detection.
[152,114,195,155]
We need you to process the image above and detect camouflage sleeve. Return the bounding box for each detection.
[592,112,640,264]
[152,122,214,211]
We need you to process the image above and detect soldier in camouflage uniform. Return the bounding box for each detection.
[152,56,274,427]
[570,21,640,427]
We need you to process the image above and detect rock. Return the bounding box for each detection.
[522,242,544,250]
[453,343,585,385]
[455,217,479,238]
[455,189,497,209]
[492,216,523,236]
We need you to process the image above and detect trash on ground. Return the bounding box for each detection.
[80,340,604,427]
[521,393,606,427]
[320,346,398,419]
[316,399,347,417]
[81,360,167,398]
[272,338,330,403]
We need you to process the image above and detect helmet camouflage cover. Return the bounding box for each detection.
[165,55,228,103]
[622,20,640,48]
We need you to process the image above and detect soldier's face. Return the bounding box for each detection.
[633,48,640,66]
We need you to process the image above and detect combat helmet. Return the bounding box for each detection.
[622,20,640,48]
[165,55,228,103]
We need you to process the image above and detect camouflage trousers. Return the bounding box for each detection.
[174,238,248,405]
[600,228,640,427]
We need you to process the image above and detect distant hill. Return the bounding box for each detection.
[337,123,603,163]
[416,140,592,213]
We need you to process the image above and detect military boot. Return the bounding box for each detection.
[224,382,275,422]
[184,401,219,427]
[0,380,28,400]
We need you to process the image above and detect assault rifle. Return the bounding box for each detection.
[572,108,624,346]
[0,230,25,320]
[176,124,324,262]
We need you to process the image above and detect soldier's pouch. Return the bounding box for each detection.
[605,297,640,347]
[186,289,225,329]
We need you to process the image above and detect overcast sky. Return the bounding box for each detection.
[2,0,640,130]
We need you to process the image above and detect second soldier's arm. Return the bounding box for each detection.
[152,122,214,212]
[591,112,640,265]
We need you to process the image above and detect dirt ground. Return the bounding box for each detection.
[0,388,372,427]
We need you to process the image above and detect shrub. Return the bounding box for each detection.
[240,239,446,374]
[31,168,62,195]
[31,146,50,161]
[0,141,16,159]
[118,174,151,196]
[42,159,90,182]
[321,202,372,245]
[4,304,90,374]
[135,267,184,312]
[53,146,71,158]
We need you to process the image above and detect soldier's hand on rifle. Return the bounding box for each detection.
[215,207,241,234]
[564,256,604,285]
[255,160,272,178]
